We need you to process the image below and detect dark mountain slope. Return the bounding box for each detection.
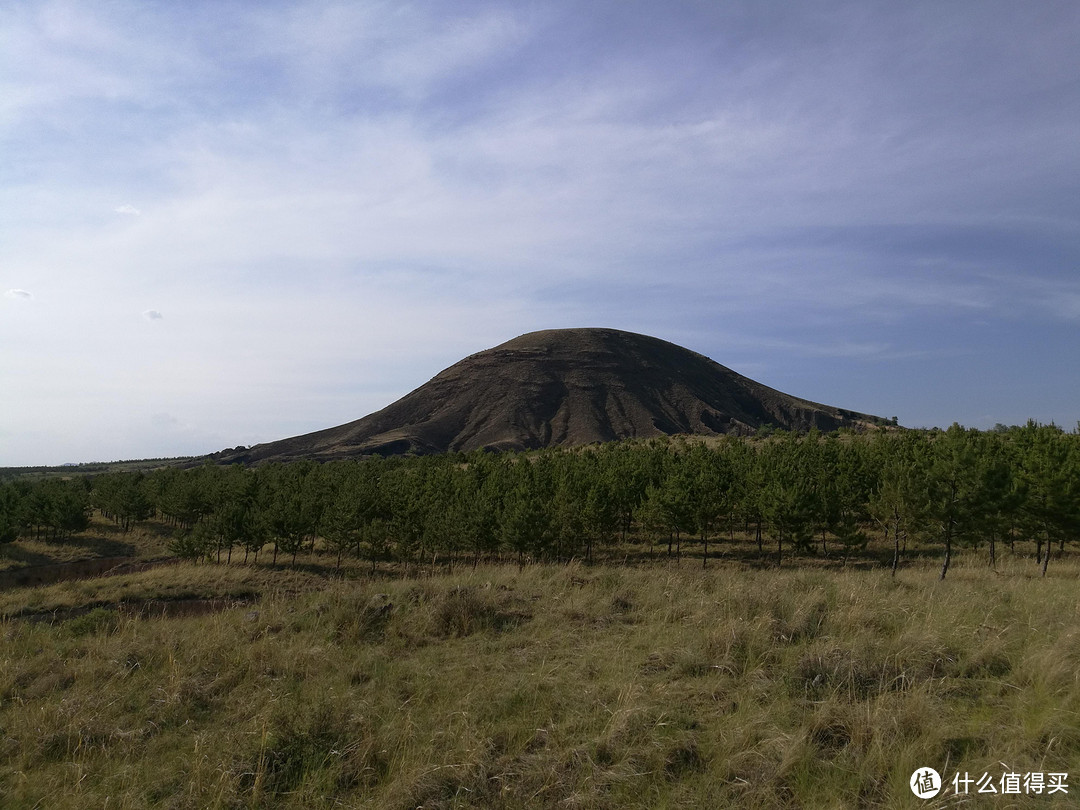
[227,328,887,462]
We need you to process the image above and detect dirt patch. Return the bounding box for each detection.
[225,327,889,463]
[0,556,178,591]
[13,595,257,625]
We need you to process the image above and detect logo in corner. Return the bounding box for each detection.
[910,767,942,799]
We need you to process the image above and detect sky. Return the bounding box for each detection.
[3,0,1079,466]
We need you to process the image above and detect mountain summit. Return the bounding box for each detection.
[228,328,888,462]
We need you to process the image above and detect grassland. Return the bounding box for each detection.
[2,538,1080,808]
[0,456,196,483]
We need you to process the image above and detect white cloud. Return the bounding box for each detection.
[257,4,526,102]
[2,1,1080,464]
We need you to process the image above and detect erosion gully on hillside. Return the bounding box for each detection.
[216,328,888,463]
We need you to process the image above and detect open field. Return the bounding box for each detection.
[0,520,175,575]
[0,458,197,481]
[2,540,1079,809]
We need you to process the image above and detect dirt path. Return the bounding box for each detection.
[12,594,258,625]
[0,555,178,591]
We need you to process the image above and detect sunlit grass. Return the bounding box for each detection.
[2,557,1079,808]
[0,514,175,573]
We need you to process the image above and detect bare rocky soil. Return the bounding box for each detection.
[226,328,886,462]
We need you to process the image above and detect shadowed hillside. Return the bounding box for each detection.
[226,328,887,462]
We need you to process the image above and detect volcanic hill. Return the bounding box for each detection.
[225,328,888,462]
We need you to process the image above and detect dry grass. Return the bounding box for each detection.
[1,555,1079,808]
[0,562,326,620]
[0,515,175,573]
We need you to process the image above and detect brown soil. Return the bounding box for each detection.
[0,556,177,591]
[12,595,256,624]
[225,328,887,462]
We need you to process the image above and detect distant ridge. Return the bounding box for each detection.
[223,328,889,463]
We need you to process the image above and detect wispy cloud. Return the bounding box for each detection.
[5,289,33,300]
[2,1,1079,464]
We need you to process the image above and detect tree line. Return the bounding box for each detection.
[2,422,1078,580]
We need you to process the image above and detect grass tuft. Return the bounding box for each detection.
[3,556,1080,807]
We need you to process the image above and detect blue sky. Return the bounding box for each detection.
[2,0,1079,466]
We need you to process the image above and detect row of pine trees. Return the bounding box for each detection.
[2,423,1078,579]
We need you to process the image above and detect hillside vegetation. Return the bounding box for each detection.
[4,423,1077,580]
[222,328,888,462]
[2,424,1079,807]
